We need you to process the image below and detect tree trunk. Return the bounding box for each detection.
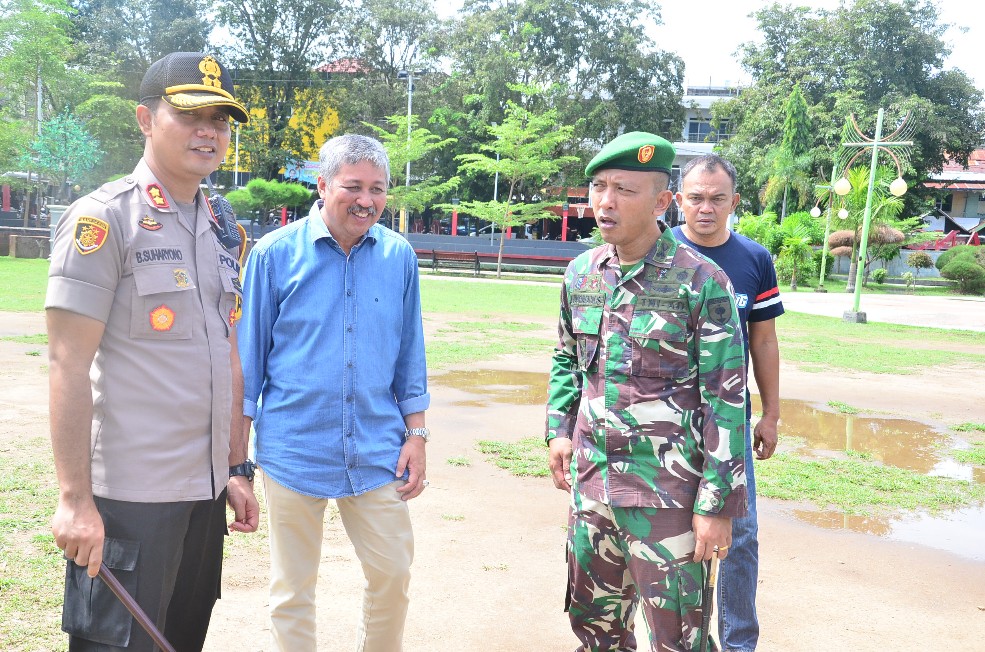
[496,229,505,279]
[845,241,859,292]
[790,263,798,291]
[780,184,789,222]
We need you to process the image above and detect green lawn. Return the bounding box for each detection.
[0,258,49,312]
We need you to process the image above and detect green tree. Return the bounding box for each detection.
[734,211,782,254]
[75,81,141,183]
[69,0,209,94]
[906,251,934,276]
[217,0,345,179]
[776,220,813,290]
[759,85,813,220]
[364,114,460,229]
[716,0,985,213]
[21,110,102,201]
[225,178,311,225]
[449,90,578,277]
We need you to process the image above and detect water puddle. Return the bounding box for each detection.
[434,369,546,406]
[433,368,985,559]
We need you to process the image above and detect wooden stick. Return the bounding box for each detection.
[97,565,177,652]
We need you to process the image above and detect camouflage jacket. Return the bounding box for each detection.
[546,227,748,517]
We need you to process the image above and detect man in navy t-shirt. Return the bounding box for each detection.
[673,154,784,652]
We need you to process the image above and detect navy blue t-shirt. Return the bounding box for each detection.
[673,226,784,417]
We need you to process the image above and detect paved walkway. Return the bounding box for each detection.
[780,290,985,332]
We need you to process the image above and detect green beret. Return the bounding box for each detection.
[585,131,675,177]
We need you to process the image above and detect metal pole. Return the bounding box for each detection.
[234,125,240,187]
[402,71,412,234]
[851,108,884,313]
[491,151,499,246]
[817,163,838,290]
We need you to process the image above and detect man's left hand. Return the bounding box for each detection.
[692,513,732,562]
[753,415,779,460]
[395,436,427,501]
[227,475,259,533]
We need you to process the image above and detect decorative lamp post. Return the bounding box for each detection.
[833,109,914,323]
[397,69,415,234]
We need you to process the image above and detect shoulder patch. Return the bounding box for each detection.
[74,216,110,255]
[706,296,733,327]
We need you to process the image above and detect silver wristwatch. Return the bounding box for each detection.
[405,427,430,442]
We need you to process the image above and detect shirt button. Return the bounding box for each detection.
[346,431,353,438]
[346,289,352,296]
[347,361,354,368]
[347,325,353,332]
[347,395,354,402]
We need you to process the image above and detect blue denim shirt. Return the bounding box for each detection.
[239,214,430,498]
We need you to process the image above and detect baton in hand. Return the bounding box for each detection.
[699,549,722,652]
[97,565,177,652]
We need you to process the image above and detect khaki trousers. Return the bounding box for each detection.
[263,475,414,652]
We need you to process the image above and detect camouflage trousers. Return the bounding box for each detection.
[566,491,713,652]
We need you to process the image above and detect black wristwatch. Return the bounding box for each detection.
[229,460,256,482]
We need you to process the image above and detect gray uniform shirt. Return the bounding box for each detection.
[46,159,241,502]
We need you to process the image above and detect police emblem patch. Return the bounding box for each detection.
[173,269,192,288]
[706,296,733,326]
[139,215,163,231]
[73,216,110,255]
[146,184,170,209]
[149,305,175,331]
[638,145,655,164]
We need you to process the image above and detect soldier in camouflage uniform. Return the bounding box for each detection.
[546,132,748,652]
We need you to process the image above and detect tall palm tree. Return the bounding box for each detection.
[777,220,813,290]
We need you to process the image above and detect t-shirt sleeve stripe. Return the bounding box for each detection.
[755,286,780,302]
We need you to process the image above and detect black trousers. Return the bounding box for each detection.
[63,491,227,652]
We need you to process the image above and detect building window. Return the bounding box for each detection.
[686,119,731,143]
[936,194,953,212]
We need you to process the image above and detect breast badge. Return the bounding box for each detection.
[138,215,163,231]
[73,216,110,255]
[173,269,192,288]
[149,305,175,332]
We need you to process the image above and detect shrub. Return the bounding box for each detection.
[935,244,979,271]
[906,251,934,276]
[813,248,835,280]
[901,271,914,290]
[872,268,888,284]
[940,259,985,295]
[775,254,818,288]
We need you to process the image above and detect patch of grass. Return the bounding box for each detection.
[2,334,48,345]
[0,438,66,651]
[446,457,471,467]
[0,258,49,312]
[425,337,554,369]
[827,400,860,415]
[447,320,545,332]
[25,350,41,357]
[757,452,985,514]
[476,437,549,477]
[421,277,560,318]
[954,443,985,466]
[953,422,985,433]
[777,312,985,374]
[441,514,465,521]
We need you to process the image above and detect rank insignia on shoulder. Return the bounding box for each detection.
[138,215,163,231]
[146,184,170,209]
[149,305,175,332]
[173,269,192,288]
[74,216,110,255]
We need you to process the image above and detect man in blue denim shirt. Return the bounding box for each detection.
[238,134,430,652]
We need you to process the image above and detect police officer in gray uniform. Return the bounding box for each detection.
[46,52,259,651]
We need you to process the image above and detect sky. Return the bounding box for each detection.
[651,0,985,91]
[437,0,985,93]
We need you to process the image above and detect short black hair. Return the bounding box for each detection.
[680,154,738,193]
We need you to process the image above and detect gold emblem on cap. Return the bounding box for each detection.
[199,56,223,90]
[638,145,655,164]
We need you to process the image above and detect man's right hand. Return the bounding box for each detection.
[52,496,104,578]
[548,437,573,492]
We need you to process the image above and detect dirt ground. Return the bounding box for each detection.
[2,307,984,651]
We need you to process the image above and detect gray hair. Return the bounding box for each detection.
[680,154,737,193]
[318,134,390,186]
